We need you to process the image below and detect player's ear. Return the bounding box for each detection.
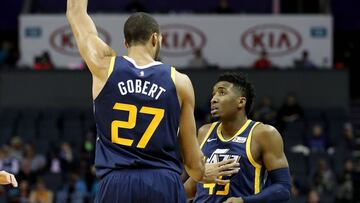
[238,97,246,109]
[151,33,158,47]
[124,39,130,48]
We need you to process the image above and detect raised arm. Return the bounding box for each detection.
[66,0,116,98]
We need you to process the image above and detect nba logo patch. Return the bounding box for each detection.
[140,71,145,77]
[232,136,247,143]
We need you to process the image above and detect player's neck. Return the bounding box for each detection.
[220,115,248,139]
[127,46,155,66]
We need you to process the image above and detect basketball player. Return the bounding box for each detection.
[185,72,291,203]
[66,1,237,202]
[0,170,18,187]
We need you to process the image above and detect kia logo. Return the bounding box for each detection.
[241,24,302,57]
[160,24,206,57]
[50,25,111,56]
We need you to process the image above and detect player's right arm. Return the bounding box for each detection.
[175,72,205,182]
[66,0,116,99]
[0,170,18,187]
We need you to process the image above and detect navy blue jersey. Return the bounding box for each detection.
[93,56,182,178]
[193,120,267,203]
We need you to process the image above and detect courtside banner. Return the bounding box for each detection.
[20,15,332,69]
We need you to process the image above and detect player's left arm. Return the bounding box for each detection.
[224,124,291,203]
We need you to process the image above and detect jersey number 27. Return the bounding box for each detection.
[111,102,164,148]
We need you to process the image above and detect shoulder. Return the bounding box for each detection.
[197,123,214,143]
[252,123,283,147]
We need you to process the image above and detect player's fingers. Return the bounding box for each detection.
[218,159,236,166]
[10,175,18,187]
[214,178,230,185]
[219,168,239,176]
[220,162,240,171]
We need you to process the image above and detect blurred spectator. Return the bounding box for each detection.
[0,146,20,175]
[22,144,47,173]
[294,50,316,69]
[312,159,335,194]
[253,50,272,69]
[8,180,31,203]
[17,159,37,186]
[56,173,86,203]
[276,93,304,132]
[353,159,360,202]
[46,150,61,174]
[307,189,320,203]
[125,0,146,13]
[341,122,355,151]
[0,40,18,67]
[33,51,53,70]
[59,143,75,173]
[29,179,53,203]
[336,159,353,203]
[187,48,209,69]
[253,96,277,125]
[307,124,329,153]
[215,0,234,13]
[9,137,24,161]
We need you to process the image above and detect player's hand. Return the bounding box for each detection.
[223,197,244,203]
[0,170,18,187]
[201,159,239,184]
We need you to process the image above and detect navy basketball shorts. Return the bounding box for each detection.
[95,168,187,203]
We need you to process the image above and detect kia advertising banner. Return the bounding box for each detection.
[20,15,332,69]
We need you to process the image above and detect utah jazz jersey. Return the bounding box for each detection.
[93,56,182,178]
[193,120,267,203]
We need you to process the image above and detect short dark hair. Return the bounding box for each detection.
[217,72,256,116]
[124,12,160,46]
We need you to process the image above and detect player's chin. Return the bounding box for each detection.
[210,115,220,122]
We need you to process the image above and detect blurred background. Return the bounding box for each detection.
[1,0,360,202]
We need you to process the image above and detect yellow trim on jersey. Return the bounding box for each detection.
[199,122,218,149]
[171,67,176,84]
[107,56,116,78]
[216,119,252,142]
[246,122,262,194]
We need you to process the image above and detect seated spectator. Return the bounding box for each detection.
[187,48,209,69]
[214,0,234,13]
[0,146,20,175]
[253,50,272,69]
[307,189,320,203]
[22,144,47,173]
[294,50,316,69]
[253,96,277,125]
[29,179,53,203]
[33,51,53,70]
[276,93,304,132]
[312,159,335,194]
[341,122,355,151]
[7,180,31,203]
[336,159,353,203]
[0,40,18,67]
[307,124,329,153]
[56,173,87,203]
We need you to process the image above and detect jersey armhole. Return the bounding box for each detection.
[199,122,218,149]
[107,56,116,78]
[171,66,176,84]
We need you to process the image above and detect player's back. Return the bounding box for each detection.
[93,56,182,178]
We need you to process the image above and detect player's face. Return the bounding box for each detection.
[210,81,244,120]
